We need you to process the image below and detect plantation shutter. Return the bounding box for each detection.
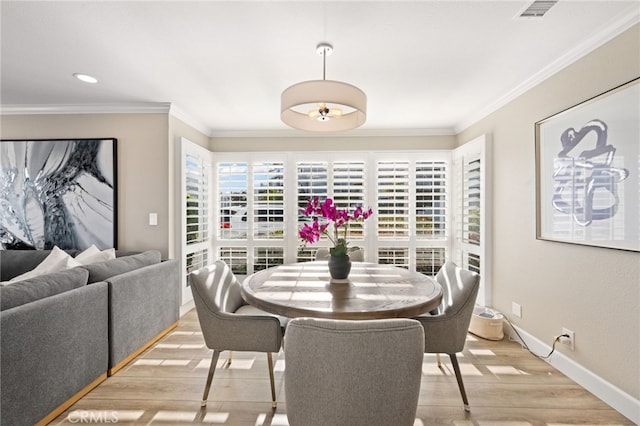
[252,162,285,240]
[180,138,213,305]
[217,162,248,274]
[218,162,248,240]
[185,153,209,247]
[463,157,481,246]
[377,161,410,238]
[332,161,366,240]
[416,161,447,239]
[452,135,491,305]
[296,161,329,260]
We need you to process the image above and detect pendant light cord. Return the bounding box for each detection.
[322,48,327,81]
[316,43,332,81]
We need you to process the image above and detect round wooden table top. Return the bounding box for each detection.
[240,261,443,320]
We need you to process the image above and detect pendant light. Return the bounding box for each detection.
[281,43,366,132]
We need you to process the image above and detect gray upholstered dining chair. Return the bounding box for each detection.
[189,260,286,408]
[415,261,480,412]
[314,247,364,261]
[284,317,424,426]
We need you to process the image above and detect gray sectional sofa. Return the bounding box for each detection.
[0,249,180,426]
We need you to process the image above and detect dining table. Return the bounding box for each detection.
[240,261,443,320]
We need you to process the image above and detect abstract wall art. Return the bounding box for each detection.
[0,138,117,250]
[536,78,639,251]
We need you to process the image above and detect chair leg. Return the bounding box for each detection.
[436,353,442,367]
[267,352,277,409]
[201,350,221,407]
[449,353,470,412]
[225,350,233,367]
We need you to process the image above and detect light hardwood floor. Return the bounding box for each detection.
[52,309,633,425]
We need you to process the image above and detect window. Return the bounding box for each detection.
[467,252,480,274]
[416,161,447,239]
[254,247,284,271]
[333,161,366,239]
[378,247,409,268]
[452,134,491,305]
[185,153,209,246]
[253,162,285,239]
[296,161,328,247]
[373,158,448,271]
[209,151,450,275]
[218,162,248,240]
[416,247,446,275]
[180,138,213,305]
[463,157,481,245]
[214,154,288,276]
[295,160,367,241]
[186,249,208,275]
[219,247,247,275]
[377,161,410,238]
[180,144,488,304]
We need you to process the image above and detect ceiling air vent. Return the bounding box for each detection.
[517,0,558,19]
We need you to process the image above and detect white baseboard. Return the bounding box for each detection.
[506,325,639,424]
[179,299,195,317]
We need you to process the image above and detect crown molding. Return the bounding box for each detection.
[0,102,172,115]
[455,8,640,134]
[167,104,214,137]
[0,102,453,138]
[0,102,215,138]
[208,127,456,138]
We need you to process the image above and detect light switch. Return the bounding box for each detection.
[149,213,158,226]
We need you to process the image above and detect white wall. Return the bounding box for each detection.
[458,24,640,403]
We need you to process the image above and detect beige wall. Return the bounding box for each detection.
[169,116,209,150]
[210,135,456,152]
[458,24,640,399]
[0,114,173,258]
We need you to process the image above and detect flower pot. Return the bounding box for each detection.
[328,254,351,280]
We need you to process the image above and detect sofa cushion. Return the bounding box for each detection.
[0,267,89,311]
[8,247,82,283]
[83,250,161,283]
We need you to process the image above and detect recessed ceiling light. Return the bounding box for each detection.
[73,73,98,84]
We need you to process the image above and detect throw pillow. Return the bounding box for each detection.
[75,245,116,265]
[75,244,101,262]
[0,267,89,311]
[9,246,81,282]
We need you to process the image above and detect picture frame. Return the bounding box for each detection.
[0,138,118,250]
[535,77,639,252]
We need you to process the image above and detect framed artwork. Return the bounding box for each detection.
[535,77,639,252]
[0,138,117,250]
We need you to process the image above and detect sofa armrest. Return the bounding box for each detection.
[106,259,180,371]
[1,282,108,426]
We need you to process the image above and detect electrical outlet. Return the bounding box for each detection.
[561,328,575,350]
[511,302,522,318]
